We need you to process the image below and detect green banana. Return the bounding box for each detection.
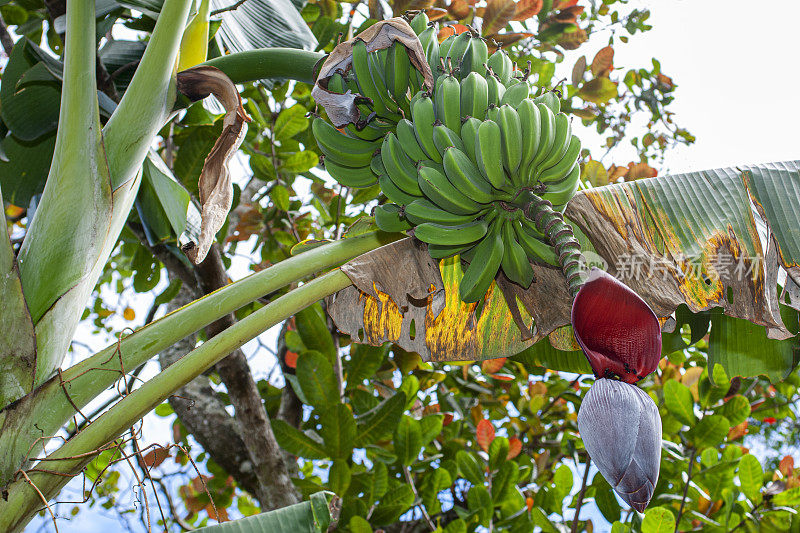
[530,103,556,171]
[418,161,485,215]
[501,218,535,287]
[352,40,391,118]
[461,36,488,77]
[374,203,412,232]
[459,221,504,303]
[371,153,386,176]
[444,31,471,76]
[324,157,377,188]
[409,11,429,34]
[432,123,467,156]
[414,219,489,246]
[474,120,507,189]
[434,73,462,134]
[378,174,421,205]
[538,112,571,172]
[541,163,580,206]
[460,71,489,120]
[404,198,478,225]
[500,80,529,108]
[396,118,429,163]
[312,118,379,167]
[442,146,495,204]
[418,25,440,80]
[327,71,347,93]
[517,99,541,180]
[486,49,512,84]
[460,117,482,164]
[381,133,423,195]
[534,91,560,114]
[386,41,411,116]
[438,34,456,72]
[487,74,506,106]
[538,134,581,183]
[515,219,559,266]
[411,95,442,163]
[496,104,523,176]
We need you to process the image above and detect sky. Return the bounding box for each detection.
[23,1,800,531]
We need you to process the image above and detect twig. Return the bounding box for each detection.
[729,502,762,532]
[0,15,16,56]
[403,466,436,531]
[571,457,591,533]
[19,470,59,533]
[210,0,252,16]
[675,447,697,531]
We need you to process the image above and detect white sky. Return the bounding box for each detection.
[25,1,800,531]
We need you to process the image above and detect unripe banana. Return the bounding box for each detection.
[534,91,560,114]
[428,242,476,260]
[538,134,581,183]
[442,146,496,204]
[517,99,541,178]
[404,198,478,225]
[418,25,441,79]
[541,163,580,207]
[414,219,489,246]
[461,36,488,77]
[486,74,506,106]
[378,174,421,205]
[538,112,571,172]
[460,72,489,121]
[530,103,556,170]
[409,11,429,34]
[434,73,462,134]
[475,120,507,189]
[418,161,485,215]
[374,203,412,232]
[459,221,504,303]
[496,105,523,176]
[312,118,379,167]
[515,219,560,266]
[486,49,512,84]
[352,40,389,118]
[500,80,530,108]
[323,157,377,188]
[381,133,423,195]
[386,41,411,116]
[396,118,429,163]
[501,218,535,287]
[444,31,471,76]
[432,123,467,156]
[460,117,482,164]
[411,95,442,163]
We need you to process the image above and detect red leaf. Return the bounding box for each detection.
[490,373,515,381]
[285,351,298,368]
[443,413,455,426]
[476,419,495,452]
[138,447,171,469]
[552,5,584,24]
[513,0,542,21]
[571,268,662,383]
[481,357,507,374]
[526,497,534,511]
[552,0,578,8]
[763,417,777,424]
[728,421,748,441]
[507,437,522,459]
[483,0,517,36]
[779,455,795,477]
[591,45,614,77]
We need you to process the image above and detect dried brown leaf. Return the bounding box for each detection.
[482,0,517,36]
[512,0,543,21]
[488,32,535,47]
[591,45,614,77]
[571,55,586,87]
[557,26,587,49]
[177,66,251,264]
[311,18,434,127]
[448,0,471,20]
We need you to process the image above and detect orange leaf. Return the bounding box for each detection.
[552,0,578,8]
[728,421,748,441]
[552,5,584,24]
[656,73,674,90]
[481,357,507,374]
[5,205,24,218]
[607,164,628,182]
[443,413,455,426]
[513,0,542,21]
[529,381,547,396]
[625,161,658,180]
[482,0,517,36]
[123,307,135,321]
[591,45,614,77]
[488,32,535,47]
[427,7,449,21]
[490,373,515,381]
[449,0,471,19]
[285,351,298,368]
[476,419,495,452]
[438,26,457,42]
[557,26,587,50]
[138,447,171,469]
[779,456,795,477]
[526,496,534,511]
[507,437,522,459]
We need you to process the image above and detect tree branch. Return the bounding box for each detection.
[675,447,697,531]
[571,457,591,533]
[0,15,14,56]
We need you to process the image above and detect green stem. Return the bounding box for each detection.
[202,49,324,85]
[103,0,192,189]
[523,194,584,298]
[0,270,352,533]
[0,231,400,489]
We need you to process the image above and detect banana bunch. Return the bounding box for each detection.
[316,13,584,302]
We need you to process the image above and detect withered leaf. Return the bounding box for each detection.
[488,32,535,48]
[512,0,543,21]
[448,0,471,20]
[591,45,614,77]
[482,0,517,36]
[571,55,586,87]
[176,66,251,264]
[311,18,434,128]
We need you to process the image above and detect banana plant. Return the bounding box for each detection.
[0,5,798,533]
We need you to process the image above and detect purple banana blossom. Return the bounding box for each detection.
[571,267,662,383]
[578,378,662,512]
